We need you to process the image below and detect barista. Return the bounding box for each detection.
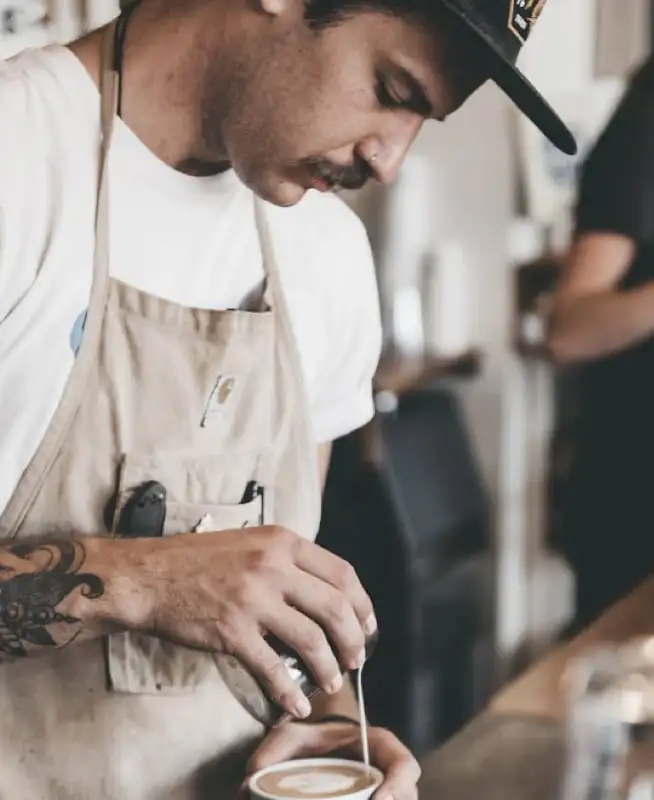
[0,0,574,797]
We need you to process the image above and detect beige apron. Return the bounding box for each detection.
[0,20,321,800]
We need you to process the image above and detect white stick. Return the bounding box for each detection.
[356,664,370,772]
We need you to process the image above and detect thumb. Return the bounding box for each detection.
[247,723,309,777]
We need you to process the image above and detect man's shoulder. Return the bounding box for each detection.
[0,52,44,206]
[0,44,54,97]
[0,44,95,135]
[0,51,33,126]
[0,44,98,197]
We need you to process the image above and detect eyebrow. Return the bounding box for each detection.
[395,66,445,122]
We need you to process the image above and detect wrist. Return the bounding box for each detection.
[302,714,360,727]
[70,536,155,633]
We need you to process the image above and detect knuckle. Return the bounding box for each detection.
[298,626,327,655]
[370,725,387,741]
[264,527,296,559]
[233,573,260,607]
[270,525,291,543]
[263,657,293,690]
[327,597,351,627]
[375,726,402,748]
[335,559,358,590]
[246,547,270,573]
[276,526,298,552]
[218,619,242,655]
[223,600,248,629]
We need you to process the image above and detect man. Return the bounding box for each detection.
[0,0,573,797]
[549,57,654,632]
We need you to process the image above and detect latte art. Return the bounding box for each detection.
[279,773,355,793]
[255,765,377,798]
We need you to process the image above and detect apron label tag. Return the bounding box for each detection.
[193,514,216,532]
[201,374,240,429]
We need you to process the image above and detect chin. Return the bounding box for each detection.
[233,162,307,207]
[257,179,307,207]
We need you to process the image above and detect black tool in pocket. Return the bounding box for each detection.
[240,480,265,525]
[116,480,167,538]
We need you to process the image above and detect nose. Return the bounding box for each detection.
[359,113,424,185]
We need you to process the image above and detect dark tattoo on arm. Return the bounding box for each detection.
[0,540,104,659]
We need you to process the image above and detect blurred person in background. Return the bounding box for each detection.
[549,56,654,632]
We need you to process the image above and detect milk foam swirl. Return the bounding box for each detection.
[277,772,357,794]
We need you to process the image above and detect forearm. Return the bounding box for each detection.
[0,536,147,662]
[548,282,654,363]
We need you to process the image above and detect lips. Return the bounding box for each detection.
[309,170,335,193]
[305,158,370,193]
[311,176,332,192]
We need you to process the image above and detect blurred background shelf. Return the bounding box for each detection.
[374,349,483,396]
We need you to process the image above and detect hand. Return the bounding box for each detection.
[245,721,421,800]
[115,526,377,718]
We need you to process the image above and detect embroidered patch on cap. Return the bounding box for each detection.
[508,0,546,44]
[201,374,240,429]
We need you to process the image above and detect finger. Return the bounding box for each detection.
[231,623,313,719]
[246,724,309,776]
[262,604,343,695]
[294,540,376,635]
[372,735,421,800]
[247,721,361,777]
[352,729,421,800]
[283,572,366,671]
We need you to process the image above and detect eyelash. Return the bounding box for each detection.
[375,78,402,109]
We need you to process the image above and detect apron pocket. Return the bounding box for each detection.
[115,450,268,508]
[166,495,263,535]
[107,450,270,696]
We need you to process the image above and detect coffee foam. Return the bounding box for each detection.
[255,764,376,799]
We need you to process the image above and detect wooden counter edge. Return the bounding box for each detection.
[490,574,654,720]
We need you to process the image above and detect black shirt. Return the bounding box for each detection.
[568,57,654,538]
[577,58,654,243]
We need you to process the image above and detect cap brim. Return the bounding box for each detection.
[441,0,578,156]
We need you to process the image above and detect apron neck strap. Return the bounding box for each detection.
[93,19,120,288]
[253,197,284,310]
[95,15,281,309]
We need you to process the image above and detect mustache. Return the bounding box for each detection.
[303,156,374,191]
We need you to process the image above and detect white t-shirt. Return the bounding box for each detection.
[0,45,382,516]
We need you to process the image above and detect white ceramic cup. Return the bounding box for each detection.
[248,757,383,800]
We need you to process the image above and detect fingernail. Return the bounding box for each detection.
[349,649,366,670]
[327,673,344,694]
[365,613,378,636]
[293,695,312,719]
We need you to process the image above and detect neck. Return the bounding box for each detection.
[70,1,232,175]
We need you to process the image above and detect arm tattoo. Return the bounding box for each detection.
[0,540,104,659]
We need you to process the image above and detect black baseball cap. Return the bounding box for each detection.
[440,0,577,155]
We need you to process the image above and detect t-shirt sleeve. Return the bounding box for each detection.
[308,205,382,444]
[0,64,41,322]
[576,85,654,243]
